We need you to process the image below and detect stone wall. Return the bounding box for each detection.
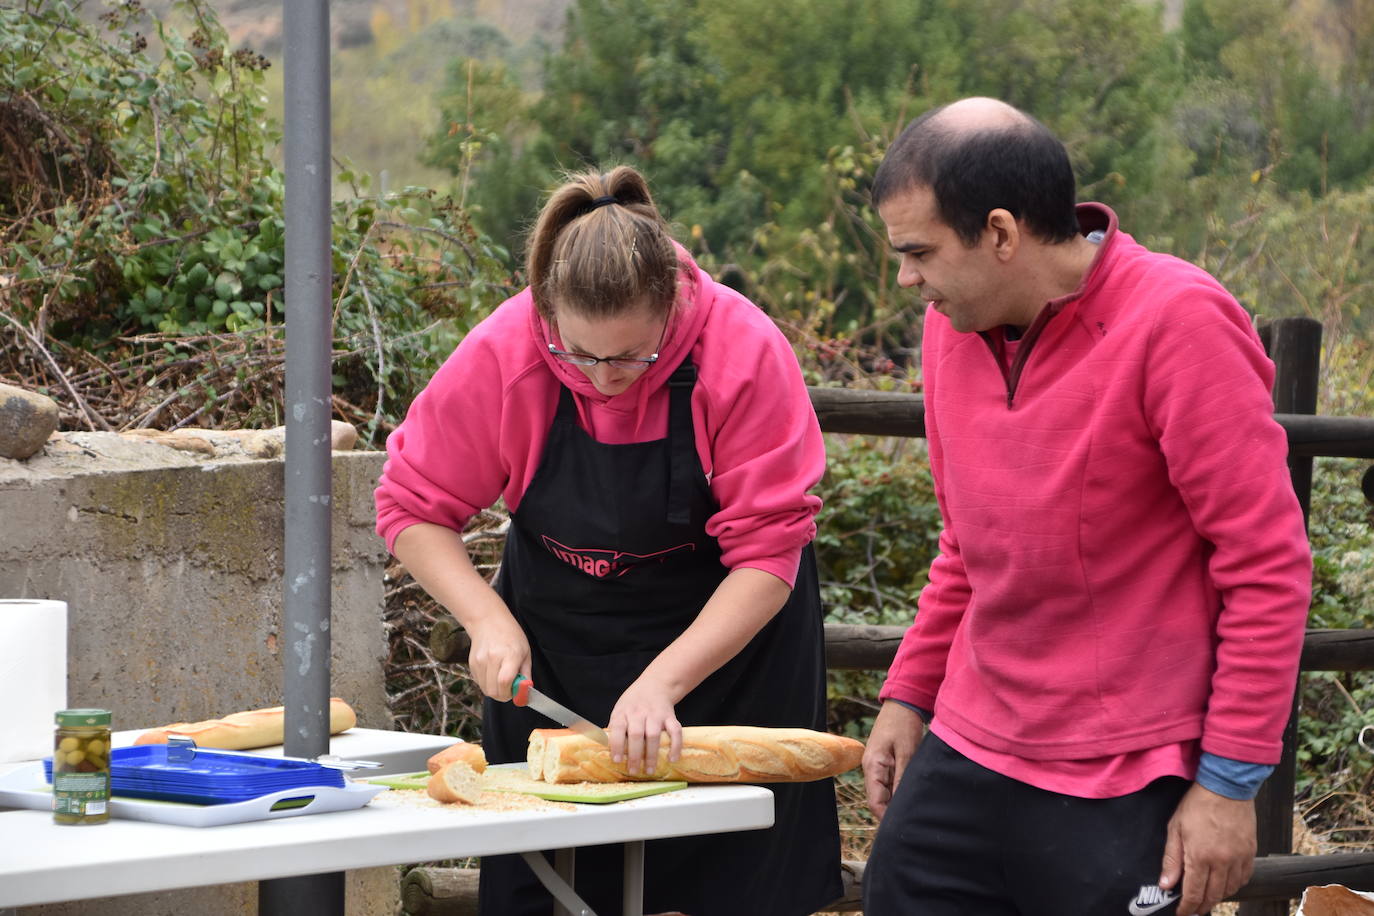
[0,432,399,915]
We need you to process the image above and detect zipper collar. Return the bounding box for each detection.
[978,203,1119,409]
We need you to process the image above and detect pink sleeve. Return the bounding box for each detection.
[1144,287,1311,763]
[699,299,824,588]
[374,319,515,555]
[879,310,969,709]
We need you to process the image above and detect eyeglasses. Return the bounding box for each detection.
[547,317,668,372]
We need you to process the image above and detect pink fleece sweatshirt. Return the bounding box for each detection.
[880,204,1311,773]
[374,252,824,587]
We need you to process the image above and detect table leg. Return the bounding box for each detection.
[555,848,575,916]
[258,872,344,915]
[520,850,597,916]
[622,841,644,916]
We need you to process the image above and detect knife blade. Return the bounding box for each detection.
[511,675,610,745]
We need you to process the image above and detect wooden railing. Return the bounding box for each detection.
[416,317,1374,915]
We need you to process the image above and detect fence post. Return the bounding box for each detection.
[1240,316,1322,916]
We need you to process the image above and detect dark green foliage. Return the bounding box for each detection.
[818,434,941,737]
[430,0,1191,290]
[0,0,512,441]
[1292,335,1374,833]
[1176,0,1374,197]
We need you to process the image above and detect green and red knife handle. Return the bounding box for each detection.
[511,674,533,706]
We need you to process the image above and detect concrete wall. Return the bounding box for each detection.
[0,433,399,916]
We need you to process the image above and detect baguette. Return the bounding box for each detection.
[427,760,484,805]
[531,725,864,784]
[426,741,488,775]
[132,698,357,750]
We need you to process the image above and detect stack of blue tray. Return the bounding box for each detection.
[44,745,345,805]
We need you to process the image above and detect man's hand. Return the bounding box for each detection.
[862,701,925,821]
[1159,783,1256,915]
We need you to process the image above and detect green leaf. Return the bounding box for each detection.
[214,271,242,300]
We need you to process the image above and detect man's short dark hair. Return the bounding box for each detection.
[871,104,1081,246]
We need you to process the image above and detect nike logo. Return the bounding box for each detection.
[1127,884,1179,915]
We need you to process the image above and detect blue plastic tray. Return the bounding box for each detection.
[45,745,344,805]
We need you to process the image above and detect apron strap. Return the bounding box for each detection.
[666,357,698,526]
[553,384,578,427]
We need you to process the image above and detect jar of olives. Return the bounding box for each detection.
[52,709,112,825]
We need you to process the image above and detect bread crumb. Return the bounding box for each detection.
[484,768,662,797]
[370,788,575,813]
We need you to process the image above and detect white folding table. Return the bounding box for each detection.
[0,729,775,916]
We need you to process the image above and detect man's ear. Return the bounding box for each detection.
[985,208,1019,262]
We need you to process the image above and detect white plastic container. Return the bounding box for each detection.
[0,599,68,763]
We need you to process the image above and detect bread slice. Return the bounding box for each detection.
[526,728,573,781]
[427,760,484,805]
[425,741,488,775]
[532,725,864,784]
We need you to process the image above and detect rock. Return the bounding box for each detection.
[331,420,358,451]
[0,383,60,460]
[243,430,283,459]
[252,421,358,454]
[116,421,358,460]
[121,429,217,456]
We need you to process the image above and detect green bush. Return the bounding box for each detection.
[0,0,511,440]
[816,432,942,737]
[1293,335,1374,834]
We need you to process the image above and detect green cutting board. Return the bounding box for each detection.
[368,763,687,804]
[361,771,431,791]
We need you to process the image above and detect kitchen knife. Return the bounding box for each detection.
[511,675,610,746]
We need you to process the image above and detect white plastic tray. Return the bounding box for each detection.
[0,762,386,827]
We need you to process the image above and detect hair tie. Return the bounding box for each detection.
[587,195,617,211]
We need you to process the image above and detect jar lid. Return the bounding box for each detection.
[55,709,112,727]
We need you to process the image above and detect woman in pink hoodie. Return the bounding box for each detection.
[375,166,840,916]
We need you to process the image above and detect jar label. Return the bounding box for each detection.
[53,772,110,815]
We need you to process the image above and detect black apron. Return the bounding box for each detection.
[477,358,841,916]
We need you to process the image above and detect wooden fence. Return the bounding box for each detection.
[415,316,1374,915]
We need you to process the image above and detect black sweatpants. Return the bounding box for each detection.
[863,732,1191,916]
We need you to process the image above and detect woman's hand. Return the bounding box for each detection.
[602,568,793,775]
[392,523,531,701]
[465,612,532,701]
[607,675,683,776]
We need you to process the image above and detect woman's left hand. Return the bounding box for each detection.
[607,676,683,776]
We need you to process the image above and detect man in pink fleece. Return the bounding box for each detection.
[861,98,1312,916]
[375,165,840,916]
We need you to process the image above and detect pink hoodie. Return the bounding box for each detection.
[880,204,1311,768]
[374,252,824,587]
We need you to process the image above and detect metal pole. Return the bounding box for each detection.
[262,0,340,912]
